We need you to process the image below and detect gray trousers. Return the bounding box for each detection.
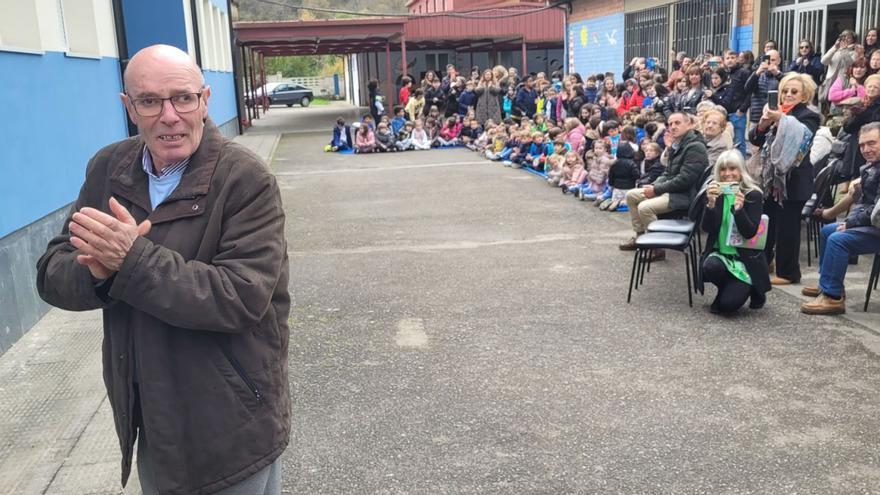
[136,429,282,495]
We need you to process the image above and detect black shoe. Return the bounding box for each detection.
[709,298,721,314]
[749,293,766,309]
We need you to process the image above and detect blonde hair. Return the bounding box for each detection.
[563,117,581,132]
[779,72,817,104]
[713,149,762,195]
[866,73,880,88]
[492,65,508,81]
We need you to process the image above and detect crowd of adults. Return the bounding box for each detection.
[331,30,880,316]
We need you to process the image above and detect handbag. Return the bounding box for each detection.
[726,214,769,250]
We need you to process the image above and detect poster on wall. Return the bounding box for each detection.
[567,13,625,78]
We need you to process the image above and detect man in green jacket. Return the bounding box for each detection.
[620,112,709,259]
[36,45,290,495]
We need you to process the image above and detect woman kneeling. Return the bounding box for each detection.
[700,150,771,313]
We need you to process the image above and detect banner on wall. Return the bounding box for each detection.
[567,13,625,78]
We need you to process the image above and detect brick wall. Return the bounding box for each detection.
[568,13,626,77]
[570,0,624,22]
[738,0,753,26]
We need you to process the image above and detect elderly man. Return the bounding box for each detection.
[36,45,290,494]
[744,49,783,126]
[801,122,880,315]
[620,112,709,259]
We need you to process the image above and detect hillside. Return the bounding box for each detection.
[238,0,408,21]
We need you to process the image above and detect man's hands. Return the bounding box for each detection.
[70,197,151,280]
[643,185,656,199]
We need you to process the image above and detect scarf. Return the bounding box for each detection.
[759,114,813,203]
[709,193,752,284]
[779,102,796,114]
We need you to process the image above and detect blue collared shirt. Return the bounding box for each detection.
[142,146,190,209]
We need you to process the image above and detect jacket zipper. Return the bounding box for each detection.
[220,346,264,404]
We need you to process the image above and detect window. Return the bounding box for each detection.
[196,1,232,72]
[0,0,42,51]
[60,0,100,57]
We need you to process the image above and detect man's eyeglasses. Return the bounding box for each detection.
[127,92,203,117]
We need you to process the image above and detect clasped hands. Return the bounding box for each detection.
[69,197,151,280]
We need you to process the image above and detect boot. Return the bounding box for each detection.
[619,235,641,251]
[648,249,666,262]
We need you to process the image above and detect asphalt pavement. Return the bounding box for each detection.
[2,102,880,494]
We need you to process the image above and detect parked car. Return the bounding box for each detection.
[267,83,313,107]
[245,83,314,107]
[245,82,281,106]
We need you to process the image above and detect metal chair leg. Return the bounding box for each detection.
[627,250,639,303]
[866,255,880,312]
[805,219,812,267]
[639,249,649,286]
[685,248,693,307]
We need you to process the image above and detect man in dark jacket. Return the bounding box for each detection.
[721,49,753,157]
[36,45,290,494]
[802,123,880,315]
[620,112,709,258]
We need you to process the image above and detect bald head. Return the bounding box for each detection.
[124,44,204,93]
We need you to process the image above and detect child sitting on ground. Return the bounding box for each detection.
[438,116,462,146]
[560,151,587,194]
[580,139,614,201]
[355,123,376,154]
[391,106,407,135]
[375,122,396,152]
[425,118,440,147]
[328,117,353,152]
[546,154,565,186]
[602,120,621,157]
[410,120,432,150]
[461,118,482,149]
[525,132,547,172]
[507,131,532,168]
[602,142,639,211]
[396,121,415,151]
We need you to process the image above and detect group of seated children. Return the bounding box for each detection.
[328,107,670,214]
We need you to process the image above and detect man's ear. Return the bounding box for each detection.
[119,93,138,125]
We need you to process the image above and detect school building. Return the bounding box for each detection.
[566,0,880,78]
[0,0,239,356]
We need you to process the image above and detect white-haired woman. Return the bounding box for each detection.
[701,150,771,313]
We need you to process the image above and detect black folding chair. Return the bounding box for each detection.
[627,187,708,307]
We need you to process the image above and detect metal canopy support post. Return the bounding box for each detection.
[241,45,253,123]
[385,41,394,105]
[260,53,267,113]
[248,48,259,119]
[521,39,528,74]
[400,33,408,79]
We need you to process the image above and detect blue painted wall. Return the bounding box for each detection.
[0,51,128,239]
[122,0,188,54]
[734,25,754,53]
[568,14,626,79]
[203,70,236,125]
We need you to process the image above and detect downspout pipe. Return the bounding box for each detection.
[730,0,739,52]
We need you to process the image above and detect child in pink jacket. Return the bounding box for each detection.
[438,116,462,146]
[355,124,376,154]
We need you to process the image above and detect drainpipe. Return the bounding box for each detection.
[730,0,739,51]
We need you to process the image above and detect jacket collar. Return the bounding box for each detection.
[110,119,224,223]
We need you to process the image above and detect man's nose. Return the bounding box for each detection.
[159,99,180,120]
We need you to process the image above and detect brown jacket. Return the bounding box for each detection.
[36,121,291,494]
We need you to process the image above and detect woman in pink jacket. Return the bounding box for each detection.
[355,124,376,153]
[829,57,868,110]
